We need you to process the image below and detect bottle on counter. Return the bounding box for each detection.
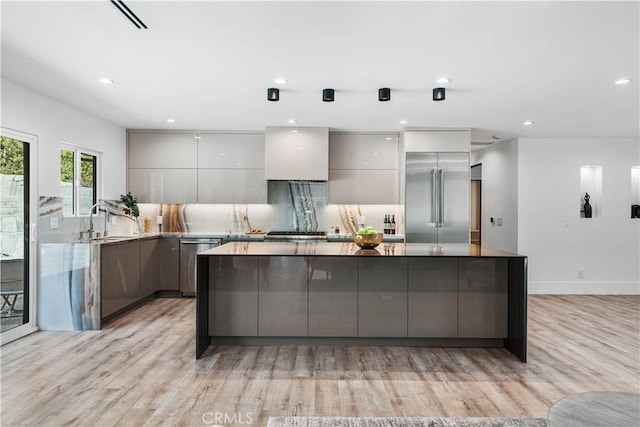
[383,214,388,234]
[391,214,396,235]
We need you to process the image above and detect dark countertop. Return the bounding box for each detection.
[198,241,524,257]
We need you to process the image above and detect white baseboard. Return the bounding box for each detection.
[529,281,640,295]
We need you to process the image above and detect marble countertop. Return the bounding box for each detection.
[198,241,524,257]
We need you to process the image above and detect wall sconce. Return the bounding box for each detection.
[378,87,391,101]
[267,88,279,101]
[433,87,446,101]
[323,88,335,102]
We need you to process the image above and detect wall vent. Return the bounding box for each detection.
[110,0,148,29]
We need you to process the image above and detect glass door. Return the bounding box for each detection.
[1,129,37,342]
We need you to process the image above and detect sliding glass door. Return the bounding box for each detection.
[1,129,37,342]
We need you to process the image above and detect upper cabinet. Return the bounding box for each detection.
[404,130,470,153]
[198,133,264,169]
[330,133,399,170]
[264,127,329,180]
[129,133,198,168]
[329,133,400,204]
[128,131,265,204]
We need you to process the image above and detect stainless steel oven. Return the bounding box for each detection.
[179,237,221,296]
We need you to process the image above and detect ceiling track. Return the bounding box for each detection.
[110,0,147,29]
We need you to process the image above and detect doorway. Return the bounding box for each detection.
[470,164,482,245]
[1,129,38,343]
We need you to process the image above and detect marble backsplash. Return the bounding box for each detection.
[39,196,404,241]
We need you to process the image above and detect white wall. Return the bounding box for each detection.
[1,78,126,199]
[518,138,640,294]
[471,139,519,253]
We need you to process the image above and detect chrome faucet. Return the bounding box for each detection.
[88,202,109,238]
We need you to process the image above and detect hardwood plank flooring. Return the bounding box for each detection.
[1,295,638,426]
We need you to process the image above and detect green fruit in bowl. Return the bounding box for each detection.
[366,229,378,235]
[365,226,374,231]
[355,235,363,240]
[357,228,367,235]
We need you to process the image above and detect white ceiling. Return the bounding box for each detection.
[1,1,638,143]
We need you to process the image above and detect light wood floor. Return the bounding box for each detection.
[1,295,638,426]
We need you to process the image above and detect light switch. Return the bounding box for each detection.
[49,217,59,229]
[496,217,503,226]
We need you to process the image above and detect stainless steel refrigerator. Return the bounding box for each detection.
[405,152,470,244]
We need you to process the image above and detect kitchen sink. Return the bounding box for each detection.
[80,235,136,242]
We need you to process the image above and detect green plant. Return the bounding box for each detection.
[119,192,140,218]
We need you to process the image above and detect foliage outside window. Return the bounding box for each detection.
[1,136,24,175]
[60,145,99,216]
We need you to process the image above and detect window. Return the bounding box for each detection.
[60,145,99,216]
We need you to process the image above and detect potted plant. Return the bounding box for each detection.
[119,192,141,234]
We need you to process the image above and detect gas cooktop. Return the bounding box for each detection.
[265,231,327,240]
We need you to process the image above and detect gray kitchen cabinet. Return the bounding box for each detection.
[358,257,408,337]
[209,256,259,336]
[101,240,140,318]
[158,237,180,291]
[197,133,264,169]
[139,238,159,298]
[329,133,399,170]
[328,132,400,204]
[404,130,470,153]
[197,169,266,203]
[329,169,399,204]
[258,256,308,336]
[129,168,198,203]
[308,257,358,336]
[128,132,198,169]
[265,127,329,180]
[458,258,508,338]
[408,258,458,337]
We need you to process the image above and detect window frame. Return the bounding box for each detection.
[60,143,102,217]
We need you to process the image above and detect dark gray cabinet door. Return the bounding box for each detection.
[408,258,458,337]
[101,241,140,317]
[458,258,508,338]
[209,256,259,336]
[258,256,308,336]
[358,257,408,337]
[139,239,159,297]
[158,238,179,291]
[308,257,358,336]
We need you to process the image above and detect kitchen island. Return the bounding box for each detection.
[196,242,527,362]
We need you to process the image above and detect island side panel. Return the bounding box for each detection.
[506,257,528,362]
[196,253,211,359]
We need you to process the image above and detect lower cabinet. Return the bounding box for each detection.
[139,239,159,298]
[408,258,458,337]
[358,258,408,337]
[101,241,141,318]
[308,257,358,336]
[258,256,308,336]
[209,256,259,336]
[458,258,508,338]
[158,237,180,291]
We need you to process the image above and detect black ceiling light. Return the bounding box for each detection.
[267,88,280,101]
[378,87,391,102]
[322,88,335,102]
[433,87,446,101]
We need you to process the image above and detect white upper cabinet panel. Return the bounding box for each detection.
[330,133,400,170]
[404,130,470,153]
[329,169,399,204]
[129,133,198,169]
[129,169,198,203]
[264,127,329,180]
[198,133,264,169]
[197,169,266,203]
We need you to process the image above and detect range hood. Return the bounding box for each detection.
[264,127,329,180]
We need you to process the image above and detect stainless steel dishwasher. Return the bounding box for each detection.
[179,237,222,296]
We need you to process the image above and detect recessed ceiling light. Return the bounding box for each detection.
[219,152,226,156]
[399,120,408,125]
[291,130,299,133]
[167,118,175,123]
[436,77,451,84]
[385,137,393,141]
[287,119,297,124]
[274,78,287,85]
[523,121,534,126]
[373,152,379,156]
[492,135,502,140]
[98,78,114,84]
[194,135,201,139]
[615,78,631,85]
